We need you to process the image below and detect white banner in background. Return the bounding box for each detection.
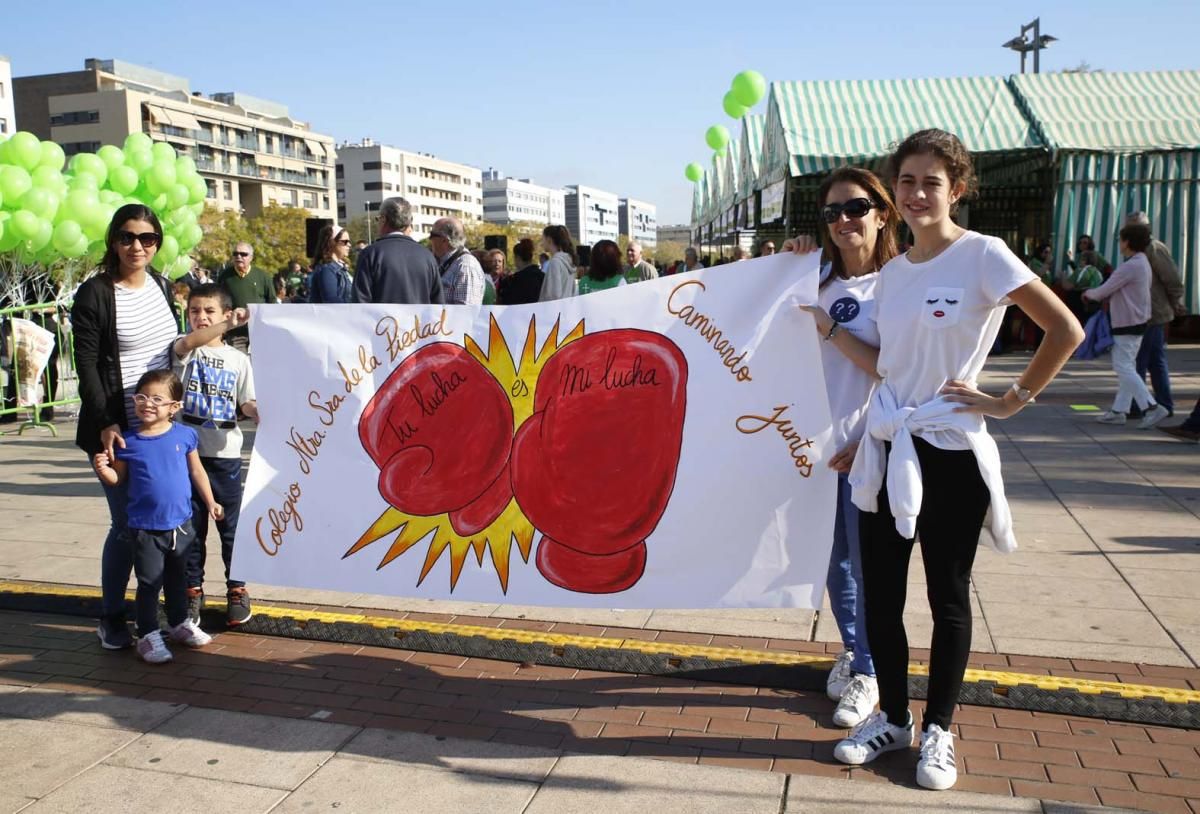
[232,252,836,608]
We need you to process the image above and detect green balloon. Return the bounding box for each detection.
[186,177,207,205]
[685,163,703,182]
[723,91,747,119]
[150,193,169,213]
[97,145,125,170]
[0,165,34,202]
[68,172,100,191]
[175,155,197,176]
[9,210,39,241]
[705,125,731,151]
[31,165,65,193]
[0,213,17,251]
[166,183,189,210]
[731,70,767,107]
[69,153,108,186]
[38,140,67,171]
[98,190,124,205]
[124,132,153,154]
[8,132,43,172]
[87,239,106,263]
[108,165,139,195]
[65,233,89,258]
[180,222,203,251]
[52,220,83,252]
[157,234,179,266]
[28,217,53,252]
[151,141,177,163]
[19,187,58,220]
[188,201,205,216]
[125,149,154,174]
[146,161,177,196]
[64,190,100,224]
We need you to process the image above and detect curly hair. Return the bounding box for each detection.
[886,128,978,208]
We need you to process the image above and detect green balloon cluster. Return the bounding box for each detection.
[0,130,206,279]
[684,162,704,183]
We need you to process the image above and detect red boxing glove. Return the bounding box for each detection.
[359,342,513,535]
[511,329,687,593]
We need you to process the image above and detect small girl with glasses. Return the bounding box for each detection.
[93,369,223,664]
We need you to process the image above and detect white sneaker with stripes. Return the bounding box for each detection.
[917,723,958,790]
[833,709,913,765]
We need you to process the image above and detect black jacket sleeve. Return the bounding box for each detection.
[352,251,373,304]
[70,282,116,427]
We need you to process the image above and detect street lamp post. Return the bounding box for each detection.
[1002,17,1057,73]
[365,201,372,243]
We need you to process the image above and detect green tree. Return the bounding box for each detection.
[648,239,688,266]
[193,203,308,274]
[462,220,547,268]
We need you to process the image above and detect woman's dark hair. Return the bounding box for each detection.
[818,166,900,289]
[103,204,163,277]
[886,128,978,210]
[542,224,576,263]
[1037,242,1052,259]
[1119,223,1152,253]
[513,237,536,265]
[135,368,183,401]
[310,223,347,268]
[587,240,623,281]
[1077,234,1094,251]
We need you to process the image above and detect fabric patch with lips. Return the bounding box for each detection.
[829,296,861,324]
[920,286,965,328]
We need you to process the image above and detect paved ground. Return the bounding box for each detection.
[0,343,1197,812]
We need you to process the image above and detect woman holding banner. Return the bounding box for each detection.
[72,204,179,651]
[785,167,898,730]
[834,130,1082,791]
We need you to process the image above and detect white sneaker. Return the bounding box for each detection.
[1096,410,1127,425]
[832,674,879,728]
[826,650,854,701]
[917,724,958,790]
[168,619,212,648]
[1137,404,1170,429]
[136,630,173,664]
[833,709,913,765]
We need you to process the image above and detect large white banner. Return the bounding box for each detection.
[233,253,836,608]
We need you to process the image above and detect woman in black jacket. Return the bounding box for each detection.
[72,204,179,650]
[497,238,545,305]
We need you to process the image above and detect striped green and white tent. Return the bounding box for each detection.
[758,76,1044,188]
[1010,71,1200,311]
[737,114,766,202]
[721,140,741,214]
[708,153,725,224]
[691,176,705,227]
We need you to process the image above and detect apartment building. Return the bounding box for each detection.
[564,185,620,246]
[336,141,482,240]
[0,56,14,135]
[619,198,658,248]
[481,170,566,226]
[13,59,336,218]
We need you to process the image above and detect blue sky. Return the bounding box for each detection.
[4,0,1198,223]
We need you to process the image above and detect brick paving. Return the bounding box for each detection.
[2,610,1198,812]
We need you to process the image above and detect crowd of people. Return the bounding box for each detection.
[62,125,1196,795]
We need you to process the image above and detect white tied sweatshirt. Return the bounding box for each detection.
[848,381,1016,554]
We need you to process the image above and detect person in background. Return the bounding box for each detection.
[1071,235,1113,280]
[758,240,776,257]
[624,240,658,283]
[1160,397,1200,443]
[784,165,900,731]
[217,242,273,352]
[539,225,578,301]
[308,224,354,304]
[1028,243,1056,287]
[429,218,485,305]
[483,249,506,305]
[681,247,704,274]
[731,246,749,262]
[1083,223,1170,428]
[171,281,191,328]
[1127,211,1186,418]
[577,240,627,295]
[539,252,550,270]
[498,238,545,305]
[180,262,211,290]
[352,197,443,305]
[72,204,180,651]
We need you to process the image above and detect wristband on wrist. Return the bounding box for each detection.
[824,323,840,342]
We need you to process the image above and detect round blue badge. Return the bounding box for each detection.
[830,297,860,324]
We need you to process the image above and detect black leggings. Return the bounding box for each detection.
[860,437,990,732]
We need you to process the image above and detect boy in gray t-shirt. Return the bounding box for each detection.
[172,284,259,627]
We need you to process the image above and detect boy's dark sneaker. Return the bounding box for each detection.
[186,587,204,625]
[97,615,133,650]
[226,587,252,626]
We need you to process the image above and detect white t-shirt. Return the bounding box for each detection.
[817,268,880,451]
[875,230,1037,450]
[114,280,178,429]
[173,340,256,458]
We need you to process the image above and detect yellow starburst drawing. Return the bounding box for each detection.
[344,313,585,592]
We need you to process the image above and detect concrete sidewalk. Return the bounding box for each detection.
[1,345,1196,667]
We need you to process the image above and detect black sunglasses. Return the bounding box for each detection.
[821,198,876,224]
[336,239,352,245]
[232,251,251,258]
[116,231,161,249]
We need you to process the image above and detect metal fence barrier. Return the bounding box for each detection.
[0,302,80,437]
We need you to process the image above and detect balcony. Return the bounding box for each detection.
[235,137,259,151]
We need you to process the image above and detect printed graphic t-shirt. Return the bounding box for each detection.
[173,340,256,458]
[119,423,197,530]
[875,231,1037,450]
[817,269,880,451]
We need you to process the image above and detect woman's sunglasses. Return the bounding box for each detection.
[116,231,162,249]
[821,198,876,224]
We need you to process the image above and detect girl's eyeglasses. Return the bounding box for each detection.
[132,394,179,407]
[116,231,162,249]
[821,198,877,224]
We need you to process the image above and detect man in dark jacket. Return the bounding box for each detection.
[352,198,443,305]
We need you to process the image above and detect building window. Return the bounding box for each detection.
[363,182,394,191]
[0,118,7,134]
[338,205,347,220]
[61,141,102,156]
[205,179,217,199]
[363,161,393,171]
[336,165,344,178]
[223,181,233,198]
[50,110,101,126]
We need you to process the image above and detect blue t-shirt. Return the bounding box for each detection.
[118,424,198,530]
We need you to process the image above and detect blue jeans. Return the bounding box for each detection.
[1136,323,1173,413]
[826,474,874,676]
[95,463,132,620]
[186,457,245,590]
